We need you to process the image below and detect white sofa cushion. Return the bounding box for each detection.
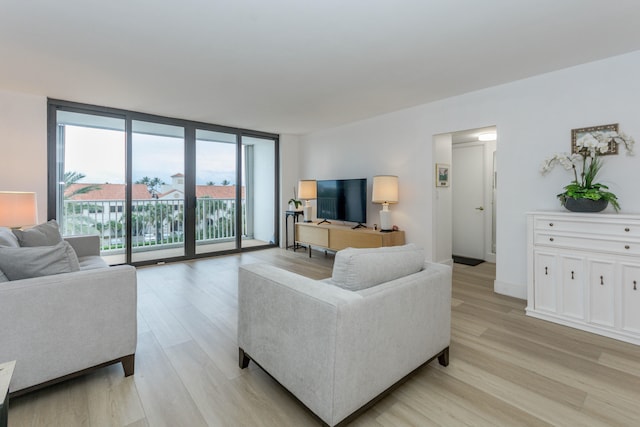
[330,244,425,291]
[0,227,20,247]
[12,220,63,247]
[78,255,109,270]
[0,241,80,280]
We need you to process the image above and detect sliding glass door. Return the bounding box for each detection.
[131,120,185,263]
[241,136,276,249]
[195,129,238,255]
[54,110,127,265]
[49,100,279,265]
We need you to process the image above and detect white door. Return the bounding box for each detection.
[452,143,485,259]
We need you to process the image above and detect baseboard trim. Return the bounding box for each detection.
[494,279,526,300]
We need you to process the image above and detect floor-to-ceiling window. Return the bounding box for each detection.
[195,129,238,255]
[48,100,279,265]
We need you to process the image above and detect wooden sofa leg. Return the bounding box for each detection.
[239,348,251,369]
[121,354,135,376]
[437,347,449,367]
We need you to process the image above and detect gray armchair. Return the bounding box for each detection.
[238,245,451,426]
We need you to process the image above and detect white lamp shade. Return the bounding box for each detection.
[372,175,399,204]
[0,191,37,228]
[298,180,317,200]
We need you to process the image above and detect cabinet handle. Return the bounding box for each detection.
[571,271,575,280]
[625,245,630,250]
[600,275,604,285]
[549,237,554,242]
[545,266,548,275]
[634,280,637,291]
[625,227,630,232]
[549,223,554,227]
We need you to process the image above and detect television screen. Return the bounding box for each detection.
[317,179,367,224]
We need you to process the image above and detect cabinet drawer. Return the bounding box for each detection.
[535,217,640,238]
[534,232,640,255]
[329,229,381,250]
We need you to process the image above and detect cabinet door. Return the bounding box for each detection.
[534,251,557,313]
[588,259,616,327]
[559,254,585,319]
[620,262,640,334]
[296,224,328,247]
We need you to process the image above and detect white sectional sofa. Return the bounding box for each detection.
[238,244,452,426]
[0,231,137,395]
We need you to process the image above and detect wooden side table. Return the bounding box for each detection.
[0,360,15,427]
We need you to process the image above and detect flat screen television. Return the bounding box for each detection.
[316,178,367,226]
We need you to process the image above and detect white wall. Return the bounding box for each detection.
[251,140,276,243]
[432,133,452,264]
[298,50,640,299]
[0,90,48,223]
[279,134,301,248]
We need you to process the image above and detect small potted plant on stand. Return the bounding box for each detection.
[541,129,634,212]
[288,186,302,211]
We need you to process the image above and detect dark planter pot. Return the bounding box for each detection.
[564,197,608,213]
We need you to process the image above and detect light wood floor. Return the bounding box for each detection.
[8,249,640,426]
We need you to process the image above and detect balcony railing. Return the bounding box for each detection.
[61,198,246,253]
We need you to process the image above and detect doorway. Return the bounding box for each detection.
[451,127,496,264]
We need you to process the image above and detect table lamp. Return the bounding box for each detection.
[0,191,37,229]
[298,180,317,223]
[372,175,398,232]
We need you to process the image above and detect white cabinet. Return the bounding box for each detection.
[527,211,640,345]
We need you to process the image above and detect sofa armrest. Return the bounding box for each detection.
[64,235,101,257]
[0,265,137,392]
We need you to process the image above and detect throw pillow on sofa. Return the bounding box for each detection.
[12,219,63,247]
[0,241,80,281]
[330,244,425,291]
[0,227,20,247]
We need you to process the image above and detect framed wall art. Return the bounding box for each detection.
[571,123,619,155]
[436,163,449,187]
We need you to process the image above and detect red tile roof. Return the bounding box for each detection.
[196,185,244,198]
[66,183,243,200]
[65,184,151,200]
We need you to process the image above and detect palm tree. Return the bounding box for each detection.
[136,176,165,198]
[63,171,101,235]
[64,171,101,198]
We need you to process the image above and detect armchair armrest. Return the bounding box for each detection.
[238,264,360,422]
[64,235,101,257]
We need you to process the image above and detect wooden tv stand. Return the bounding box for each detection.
[295,222,405,257]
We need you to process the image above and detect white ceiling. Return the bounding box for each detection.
[2,1,640,135]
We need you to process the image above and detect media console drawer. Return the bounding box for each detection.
[295,223,405,256]
[297,224,329,247]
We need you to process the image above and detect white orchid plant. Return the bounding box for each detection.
[540,130,635,212]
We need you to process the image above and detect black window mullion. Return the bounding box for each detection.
[184,125,196,257]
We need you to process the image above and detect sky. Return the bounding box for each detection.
[64,125,238,186]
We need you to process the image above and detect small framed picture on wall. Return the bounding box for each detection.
[436,163,449,187]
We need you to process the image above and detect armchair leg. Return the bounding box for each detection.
[239,348,251,369]
[437,347,449,367]
[121,354,135,376]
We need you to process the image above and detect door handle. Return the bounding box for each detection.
[475,206,484,211]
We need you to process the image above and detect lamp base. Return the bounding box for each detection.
[379,209,392,231]
[303,205,313,223]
